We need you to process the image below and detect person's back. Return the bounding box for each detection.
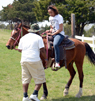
[19,33,43,62]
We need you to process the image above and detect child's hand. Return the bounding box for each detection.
[45,30,50,33]
[50,28,53,33]
[47,33,52,36]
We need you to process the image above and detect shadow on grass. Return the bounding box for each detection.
[51,95,95,101]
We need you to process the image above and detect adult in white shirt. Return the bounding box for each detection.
[18,24,47,101]
[47,5,65,68]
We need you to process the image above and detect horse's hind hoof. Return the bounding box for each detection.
[75,92,82,98]
[75,88,82,98]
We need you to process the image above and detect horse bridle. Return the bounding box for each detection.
[10,27,22,49]
[10,37,18,43]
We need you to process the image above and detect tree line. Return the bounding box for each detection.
[0,0,95,36]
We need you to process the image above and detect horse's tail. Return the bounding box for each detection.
[85,42,95,65]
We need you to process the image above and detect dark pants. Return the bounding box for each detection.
[53,34,64,63]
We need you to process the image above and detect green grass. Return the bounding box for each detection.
[0,29,95,101]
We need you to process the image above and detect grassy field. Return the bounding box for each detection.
[0,29,95,101]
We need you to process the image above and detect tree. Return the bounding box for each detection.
[6,24,13,30]
[0,11,2,20]
[33,0,95,36]
[0,5,12,21]
[84,25,95,37]
[0,4,13,29]
[64,24,71,36]
[11,0,36,24]
[0,24,6,29]
[40,24,50,34]
[0,0,37,28]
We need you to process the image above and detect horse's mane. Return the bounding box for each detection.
[14,23,30,30]
[22,25,30,29]
[14,23,19,30]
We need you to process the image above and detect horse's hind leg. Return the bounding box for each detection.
[63,62,76,96]
[75,61,84,98]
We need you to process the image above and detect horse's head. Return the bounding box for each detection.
[6,22,29,49]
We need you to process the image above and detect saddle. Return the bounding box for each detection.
[48,35,75,69]
[48,35,75,50]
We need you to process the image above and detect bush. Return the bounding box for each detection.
[64,23,71,36]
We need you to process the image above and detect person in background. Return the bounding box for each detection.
[18,23,47,101]
[47,5,65,68]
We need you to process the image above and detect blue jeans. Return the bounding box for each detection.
[53,34,64,63]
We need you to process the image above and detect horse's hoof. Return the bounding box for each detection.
[75,92,82,98]
[40,96,47,100]
[75,88,82,98]
[63,88,69,96]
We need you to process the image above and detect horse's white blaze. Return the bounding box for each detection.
[75,87,82,98]
[12,30,15,35]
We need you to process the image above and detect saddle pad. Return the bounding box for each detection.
[65,44,75,50]
[59,44,75,60]
[59,46,65,60]
[48,36,75,50]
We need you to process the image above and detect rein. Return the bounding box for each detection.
[41,32,49,69]
[41,32,48,60]
[46,34,48,61]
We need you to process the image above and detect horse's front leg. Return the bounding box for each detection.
[40,82,48,100]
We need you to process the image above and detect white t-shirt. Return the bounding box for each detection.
[18,33,44,62]
[49,14,65,36]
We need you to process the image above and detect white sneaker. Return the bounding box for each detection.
[30,94,40,101]
[22,97,31,101]
[55,63,60,68]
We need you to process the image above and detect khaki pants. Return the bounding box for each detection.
[21,60,46,84]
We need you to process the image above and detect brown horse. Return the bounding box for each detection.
[6,23,95,99]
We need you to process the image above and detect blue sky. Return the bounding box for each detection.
[0,0,14,10]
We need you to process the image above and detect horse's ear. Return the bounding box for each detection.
[42,36,47,39]
[17,18,22,28]
[18,23,22,28]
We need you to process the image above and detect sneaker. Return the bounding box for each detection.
[30,94,40,101]
[22,97,31,101]
[55,63,60,68]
